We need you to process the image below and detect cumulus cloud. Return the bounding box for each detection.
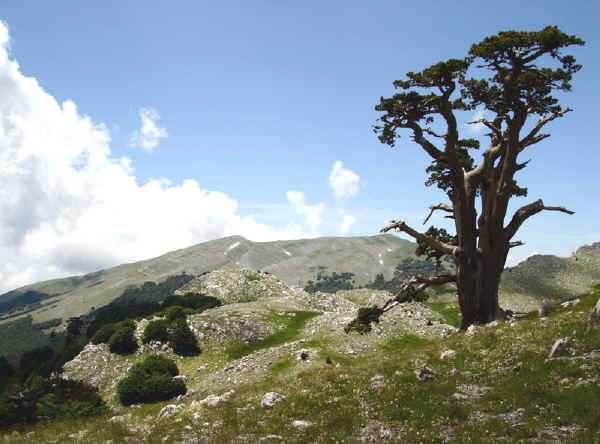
[286,191,324,235]
[129,107,168,151]
[328,161,359,199]
[339,211,356,235]
[0,20,305,293]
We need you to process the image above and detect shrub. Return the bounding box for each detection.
[162,293,222,311]
[90,323,118,344]
[163,305,186,322]
[35,378,108,419]
[344,306,384,334]
[142,320,169,344]
[19,345,55,378]
[169,318,200,356]
[117,355,185,405]
[108,327,138,355]
[0,356,14,379]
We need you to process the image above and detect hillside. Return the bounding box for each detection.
[0,234,416,328]
[2,269,600,443]
[500,242,600,306]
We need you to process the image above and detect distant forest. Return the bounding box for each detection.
[304,257,451,294]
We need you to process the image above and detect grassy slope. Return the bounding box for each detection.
[4,287,600,443]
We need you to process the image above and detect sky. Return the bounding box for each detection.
[0,1,598,293]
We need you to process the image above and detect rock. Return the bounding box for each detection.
[451,392,469,401]
[261,392,286,409]
[297,349,311,361]
[370,374,385,388]
[465,325,477,336]
[200,390,235,407]
[173,375,188,382]
[68,430,88,440]
[440,350,456,360]
[292,420,313,429]
[486,320,500,327]
[539,299,551,317]
[158,404,183,419]
[561,298,580,308]
[259,435,284,442]
[415,364,435,382]
[589,298,600,325]
[197,365,207,372]
[549,337,572,358]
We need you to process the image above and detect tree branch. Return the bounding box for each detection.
[467,118,503,140]
[380,220,456,255]
[520,108,571,151]
[423,127,447,139]
[508,240,525,248]
[381,274,457,313]
[505,199,575,240]
[423,203,454,224]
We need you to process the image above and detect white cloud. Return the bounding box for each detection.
[328,161,359,199]
[0,20,307,293]
[466,107,486,134]
[286,191,324,235]
[339,211,356,235]
[129,107,168,151]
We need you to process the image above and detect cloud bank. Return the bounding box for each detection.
[0,20,304,293]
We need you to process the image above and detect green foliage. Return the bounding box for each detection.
[117,355,185,405]
[415,227,456,269]
[90,320,134,345]
[66,316,84,336]
[168,318,200,356]
[113,273,195,305]
[395,285,429,303]
[0,290,50,315]
[0,356,14,379]
[142,319,169,344]
[162,292,222,311]
[344,306,384,334]
[0,316,50,357]
[163,305,186,322]
[86,302,159,338]
[35,378,108,419]
[20,345,55,378]
[33,318,62,330]
[108,327,138,355]
[304,271,355,293]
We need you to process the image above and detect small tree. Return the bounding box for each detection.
[108,327,138,355]
[168,319,200,356]
[374,26,583,328]
[142,320,170,344]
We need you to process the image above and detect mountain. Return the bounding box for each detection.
[500,241,600,307]
[0,234,417,328]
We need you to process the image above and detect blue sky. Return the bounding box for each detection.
[0,1,598,291]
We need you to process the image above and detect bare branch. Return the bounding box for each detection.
[380,220,456,255]
[381,274,456,313]
[423,127,447,139]
[509,240,525,248]
[520,109,571,151]
[505,199,575,240]
[406,122,444,160]
[423,203,454,224]
[467,118,503,140]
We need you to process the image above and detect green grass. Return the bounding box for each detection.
[426,300,461,328]
[226,311,320,360]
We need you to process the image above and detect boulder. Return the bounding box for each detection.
[589,298,600,325]
[549,337,571,358]
[261,392,286,409]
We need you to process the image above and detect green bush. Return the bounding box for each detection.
[117,355,185,405]
[168,318,200,356]
[142,319,169,344]
[108,327,138,355]
[162,293,222,311]
[35,378,108,419]
[90,323,118,344]
[19,345,55,378]
[0,356,14,379]
[163,305,186,322]
[344,306,384,334]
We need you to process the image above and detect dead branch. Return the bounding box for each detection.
[381,220,456,255]
[508,240,525,248]
[519,108,571,151]
[505,199,575,240]
[423,203,454,224]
